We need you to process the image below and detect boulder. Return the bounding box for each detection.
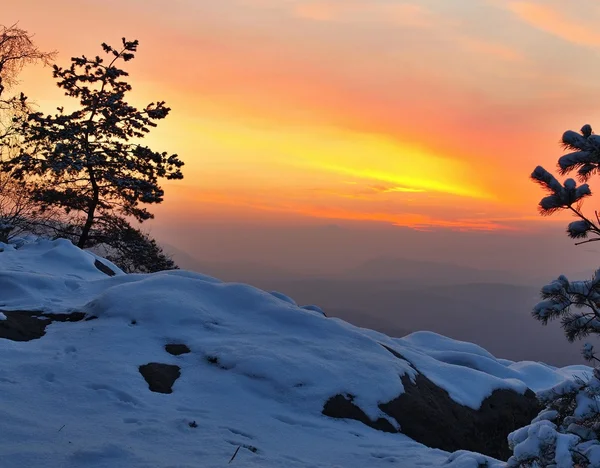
[322,346,541,461]
[380,374,540,460]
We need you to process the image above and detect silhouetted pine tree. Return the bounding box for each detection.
[513,124,600,467]
[530,125,600,356]
[2,38,184,248]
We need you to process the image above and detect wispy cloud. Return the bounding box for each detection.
[177,188,509,231]
[313,163,494,200]
[8,0,596,232]
[506,2,600,47]
[238,0,438,28]
[371,184,426,194]
[458,36,525,62]
[292,1,436,28]
[322,183,426,200]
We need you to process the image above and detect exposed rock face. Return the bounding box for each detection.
[139,363,181,394]
[323,394,397,433]
[0,310,92,341]
[165,344,191,356]
[322,346,542,461]
[381,374,540,460]
[94,259,116,277]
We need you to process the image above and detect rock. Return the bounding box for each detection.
[0,310,90,342]
[43,312,89,323]
[322,394,397,433]
[165,343,191,356]
[139,363,181,394]
[322,346,542,461]
[94,259,116,277]
[380,374,540,460]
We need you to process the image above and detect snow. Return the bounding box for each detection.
[300,304,327,316]
[269,290,297,305]
[361,330,530,408]
[445,451,504,468]
[507,420,581,468]
[0,237,593,467]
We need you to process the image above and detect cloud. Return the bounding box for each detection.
[292,1,435,27]
[506,2,600,47]
[334,183,426,200]
[239,0,438,28]
[174,187,509,231]
[459,36,525,62]
[12,0,591,232]
[370,184,426,194]
[312,162,494,200]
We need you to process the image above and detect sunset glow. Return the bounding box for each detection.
[5,0,600,231]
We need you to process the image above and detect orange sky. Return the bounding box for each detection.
[5,0,600,231]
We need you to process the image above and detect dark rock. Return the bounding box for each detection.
[139,363,181,394]
[322,394,397,433]
[380,374,540,460]
[0,312,49,341]
[94,259,116,277]
[322,345,542,461]
[42,312,87,323]
[165,344,191,356]
[0,310,89,342]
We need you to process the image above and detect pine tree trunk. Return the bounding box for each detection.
[77,166,99,248]
[78,205,96,248]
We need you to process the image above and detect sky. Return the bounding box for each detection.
[5,0,600,272]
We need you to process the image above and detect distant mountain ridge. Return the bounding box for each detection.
[167,245,524,286]
[339,256,527,285]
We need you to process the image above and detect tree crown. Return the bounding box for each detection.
[3,38,184,247]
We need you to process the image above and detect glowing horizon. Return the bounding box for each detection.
[5,0,600,231]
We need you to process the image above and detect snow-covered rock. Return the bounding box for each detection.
[0,238,591,467]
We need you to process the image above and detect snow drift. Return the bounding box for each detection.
[0,238,590,467]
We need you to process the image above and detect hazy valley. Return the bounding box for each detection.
[171,250,594,367]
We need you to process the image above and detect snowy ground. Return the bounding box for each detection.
[0,238,590,467]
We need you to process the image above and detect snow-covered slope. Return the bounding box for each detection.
[0,238,589,467]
